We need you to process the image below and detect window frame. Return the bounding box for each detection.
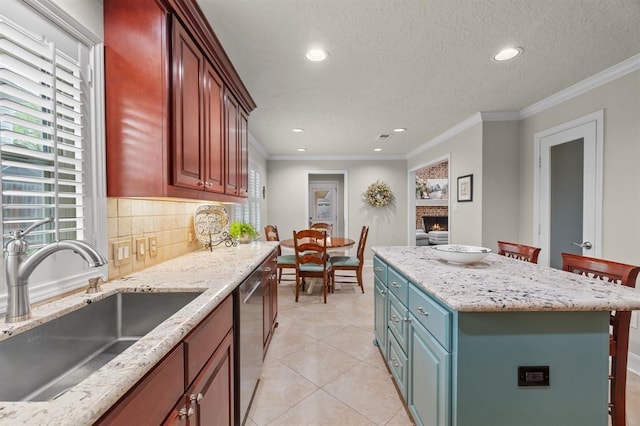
[0,0,107,309]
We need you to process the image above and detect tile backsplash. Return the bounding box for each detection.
[106,198,230,280]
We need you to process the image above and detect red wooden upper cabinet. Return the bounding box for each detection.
[104,0,255,202]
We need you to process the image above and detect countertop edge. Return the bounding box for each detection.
[0,242,278,425]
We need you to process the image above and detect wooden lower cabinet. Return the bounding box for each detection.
[185,331,234,426]
[96,296,234,426]
[97,345,185,425]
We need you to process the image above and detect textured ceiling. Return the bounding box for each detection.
[196,0,640,158]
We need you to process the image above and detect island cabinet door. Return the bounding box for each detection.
[374,276,387,349]
[408,317,451,426]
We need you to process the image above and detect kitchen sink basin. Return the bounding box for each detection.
[0,291,202,402]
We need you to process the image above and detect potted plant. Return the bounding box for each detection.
[229,221,258,243]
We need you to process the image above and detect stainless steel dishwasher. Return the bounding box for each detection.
[239,267,264,424]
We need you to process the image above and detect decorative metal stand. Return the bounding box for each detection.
[205,231,238,251]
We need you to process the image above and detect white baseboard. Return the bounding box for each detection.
[629,352,640,376]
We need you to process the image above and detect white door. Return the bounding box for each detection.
[308,182,337,232]
[535,112,603,268]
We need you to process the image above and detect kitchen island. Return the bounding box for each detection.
[372,246,640,426]
[0,242,278,425]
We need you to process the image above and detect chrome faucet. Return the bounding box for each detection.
[4,217,108,323]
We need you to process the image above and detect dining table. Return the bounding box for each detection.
[279,236,355,252]
[279,236,356,294]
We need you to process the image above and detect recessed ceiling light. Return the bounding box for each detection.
[374,148,382,152]
[292,128,305,133]
[393,128,406,133]
[305,48,328,62]
[297,148,307,152]
[494,47,523,62]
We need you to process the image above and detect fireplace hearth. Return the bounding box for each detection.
[422,216,448,232]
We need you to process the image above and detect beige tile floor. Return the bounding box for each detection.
[246,266,640,426]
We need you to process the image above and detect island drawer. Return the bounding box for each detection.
[408,286,451,351]
[387,291,409,351]
[373,256,387,283]
[388,267,409,305]
[387,331,408,399]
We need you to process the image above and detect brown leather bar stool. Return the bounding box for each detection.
[561,252,640,426]
[497,240,541,264]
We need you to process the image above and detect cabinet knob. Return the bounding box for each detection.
[197,181,204,187]
[380,289,387,295]
[190,393,204,404]
[264,266,272,272]
[375,267,382,272]
[416,306,429,316]
[179,406,195,419]
[390,356,400,368]
[403,317,411,323]
[390,314,400,324]
[390,282,400,288]
[204,181,213,187]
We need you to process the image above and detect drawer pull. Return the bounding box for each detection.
[375,267,382,272]
[190,393,204,404]
[390,282,400,288]
[380,289,387,295]
[264,266,272,272]
[416,306,429,316]
[390,356,400,368]
[390,314,400,323]
[403,317,411,323]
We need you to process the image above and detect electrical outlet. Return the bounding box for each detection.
[113,240,132,266]
[149,235,158,257]
[632,311,639,329]
[135,238,146,261]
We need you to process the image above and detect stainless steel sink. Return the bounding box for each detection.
[0,291,202,402]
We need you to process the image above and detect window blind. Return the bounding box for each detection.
[0,16,85,250]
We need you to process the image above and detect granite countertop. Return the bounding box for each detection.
[0,242,278,425]
[372,246,640,312]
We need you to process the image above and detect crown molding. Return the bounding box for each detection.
[269,154,406,161]
[248,132,269,159]
[520,52,640,119]
[405,113,483,159]
[479,111,520,121]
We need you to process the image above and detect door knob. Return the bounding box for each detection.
[571,241,592,250]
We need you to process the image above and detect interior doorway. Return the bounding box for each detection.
[306,171,347,238]
[534,111,603,268]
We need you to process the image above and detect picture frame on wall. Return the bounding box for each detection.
[457,174,473,202]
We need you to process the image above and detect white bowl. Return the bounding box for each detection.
[432,244,491,264]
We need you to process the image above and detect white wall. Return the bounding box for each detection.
[408,123,484,246]
[481,121,520,252]
[518,70,640,357]
[267,159,407,260]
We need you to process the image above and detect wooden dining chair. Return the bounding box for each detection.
[330,225,369,294]
[264,225,296,283]
[497,240,541,264]
[309,222,333,237]
[561,252,640,426]
[293,229,332,303]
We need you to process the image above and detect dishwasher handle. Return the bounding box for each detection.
[242,276,262,304]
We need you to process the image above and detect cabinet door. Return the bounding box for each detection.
[224,89,239,195]
[173,18,204,190]
[238,110,249,197]
[408,318,451,426]
[96,346,185,425]
[374,276,387,351]
[189,331,234,426]
[203,60,225,193]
